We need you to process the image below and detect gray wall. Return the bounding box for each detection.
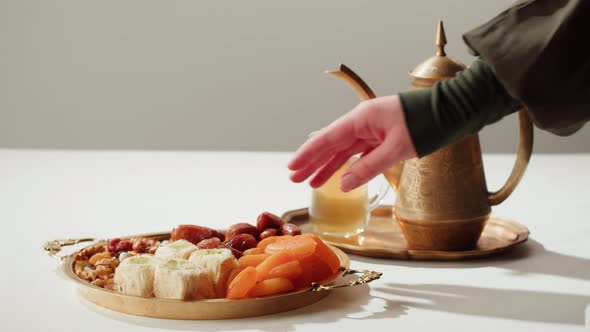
[1,0,588,153]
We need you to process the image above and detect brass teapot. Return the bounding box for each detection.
[327,21,533,251]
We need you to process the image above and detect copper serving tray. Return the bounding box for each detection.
[43,232,382,320]
[282,205,529,260]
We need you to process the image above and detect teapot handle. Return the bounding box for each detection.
[487,109,534,205]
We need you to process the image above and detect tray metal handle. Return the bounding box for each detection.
[43,238,99,261]
[310,268,382,292]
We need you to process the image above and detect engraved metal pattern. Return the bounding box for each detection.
[395,135,491,221]
[310,268,383,292]
[42,238,98,260]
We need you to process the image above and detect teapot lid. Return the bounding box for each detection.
[409,20,466,86]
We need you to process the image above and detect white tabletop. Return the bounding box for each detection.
[2,150,589,332]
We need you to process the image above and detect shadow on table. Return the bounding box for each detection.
[377,282,589,326]
[353,238,590,326]
[78,280,407,331]
[353,238,590,281]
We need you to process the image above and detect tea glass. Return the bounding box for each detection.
[309,158,388,238]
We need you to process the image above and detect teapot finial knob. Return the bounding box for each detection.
[410,20,465,85]
[436,19,447,56]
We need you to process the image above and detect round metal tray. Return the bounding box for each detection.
[44,232,382,319]
[283,205,529,260]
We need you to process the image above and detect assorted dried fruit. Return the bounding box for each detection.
[225,233,341,299]
[73,211,341,301]
[107,237,158,257]
[74,237,159,290]
[165,213,310,260]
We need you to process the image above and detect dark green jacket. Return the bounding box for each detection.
[400,0,590,157]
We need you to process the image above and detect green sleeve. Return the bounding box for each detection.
[399,60,521,157]
[462,0,590,135]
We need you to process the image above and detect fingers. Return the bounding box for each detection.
[289,145,343,183]
[361,146,375,158]
[287,113,356,171]
[340,136,400,192]
[308,140,371,188]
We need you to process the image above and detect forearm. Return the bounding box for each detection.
[399,60,522,157]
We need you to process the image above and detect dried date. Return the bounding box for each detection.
[214,230,225,242]
[256,212,285,232]
[260,228,279,239]
[224,244,243,259]
[171,225,218,245]
[197,237,222,249]
[225,223,260,241]
[226,233,258,252]
[280,223,302,236]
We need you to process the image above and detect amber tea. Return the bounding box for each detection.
[310,160,386,237]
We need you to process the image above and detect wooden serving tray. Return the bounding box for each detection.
[282,205,529,260]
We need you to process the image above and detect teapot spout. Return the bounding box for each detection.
[383,162,404,191]
[326,64,402,190]
[326,64,376,101]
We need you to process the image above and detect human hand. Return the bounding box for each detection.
[288,95,417,192]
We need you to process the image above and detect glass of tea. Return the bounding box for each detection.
[309,158,388,238]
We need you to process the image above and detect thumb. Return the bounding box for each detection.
[340,137,400,192]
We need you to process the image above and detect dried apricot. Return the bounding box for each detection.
[268,260,302,280]
[256,251,297,282]
[243,247,263,255]
[294,253,334,289]
[238,254,268,268]
[308,234,340,274]
[226,267,244,289]
[256,235,292,251]
[249,278,294,297]
[227,267,258,299]
[264,235,317,260]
